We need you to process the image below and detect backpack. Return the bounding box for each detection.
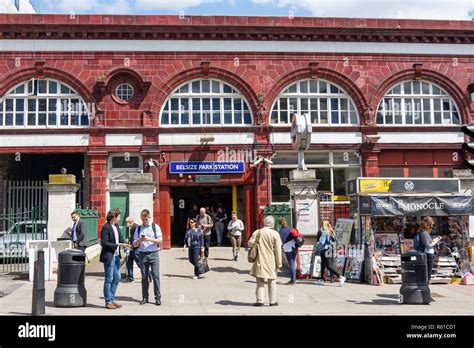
[291,228,305,248]
[413,233,423,252]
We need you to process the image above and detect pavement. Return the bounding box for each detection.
[0,247,473,316]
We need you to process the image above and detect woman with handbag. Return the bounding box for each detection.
[183,219,205,280]
[314,220,346,287]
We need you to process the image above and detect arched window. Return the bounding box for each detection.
[376,80,461,126]
[160,79,252,126]
[0,79,90,128]
[270,79,359,125]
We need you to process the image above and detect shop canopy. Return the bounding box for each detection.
[358,195,474,216]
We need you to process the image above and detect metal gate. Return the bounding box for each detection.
[2,180,48,213]
[0,206,48,273]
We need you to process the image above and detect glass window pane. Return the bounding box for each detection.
[280,111,289,123]
[49,113,57,126]
[289,98,297,114]
[273,153,298,165]
[224,98,232,110]
[333,152,360,164]
[300,81,308,93]
[60,84,70,94]
[422,82,430,94]
[305,152,330,164]
[433,99,441,110]
[38,80,47,94]
[432,85,441,95]
[320,111,328,124]
[15,84,25,94]
[271,110,278,123]
[161,112,169,125]
[330,84,339,94]
[309,80,318,93]
[452,111,460,124]
[224,112,232,124]
[192,81,200,93]
[49,81,58,94]
[179,84,189,93]
[171,98,179,111]
[5,113,13,126]
[271,169,291,203]
[15,113,24,126]
[38,113,47,125]
[192,98,200,111]
[333,167,361,195]
[171,112,179,125]
[404,82,412,94]
[202,80,210,93]
[288,84,297,93]
[27,113,35,126]
[376,111,384,124]
[211,80,220,93]
[279,98,288,111]
[319,81,327,93]
[320,98,328,110]
[392,84,401,94]
[223,84,233,93]
[244,112,252,124]
[413,81,421,94]
[434,111,442,124]
[316,168,331,192]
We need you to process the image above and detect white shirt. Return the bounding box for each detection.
[228,219,244,237]
[112,224,120,256]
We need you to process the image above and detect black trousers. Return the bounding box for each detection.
[203,234,211,258]
[426,253,434,281]
[319,249,340,279]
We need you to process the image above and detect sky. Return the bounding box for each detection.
[31,0,474,20]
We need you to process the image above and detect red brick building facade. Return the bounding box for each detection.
[0,15,473,248]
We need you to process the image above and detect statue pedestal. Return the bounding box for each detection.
[286,169,321,246]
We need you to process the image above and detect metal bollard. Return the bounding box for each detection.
[32,250,45,316]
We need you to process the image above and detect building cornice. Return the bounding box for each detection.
[1,15,474,44]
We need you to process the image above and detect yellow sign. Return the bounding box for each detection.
[49,175,76,185]
[359,179,393,193]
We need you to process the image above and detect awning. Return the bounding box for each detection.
[359,195,474,216]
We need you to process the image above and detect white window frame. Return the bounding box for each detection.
[0,78,90,129]
[376,80,461,126]
[160,79,253,127]
[270,79,360,127]
[270,151,362,196]
[115,83,135,102]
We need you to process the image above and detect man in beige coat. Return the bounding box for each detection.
[248,216,283,307]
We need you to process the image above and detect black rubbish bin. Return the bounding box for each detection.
[54,249,87,307]
[399,250,431,304]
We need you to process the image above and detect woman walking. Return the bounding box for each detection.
[227,211,244,261]
[278,217,297,285]
[183,219,205,279]
[314,220,346,286]
[416,216,441,281]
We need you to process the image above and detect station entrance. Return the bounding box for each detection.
[170,186,241,247]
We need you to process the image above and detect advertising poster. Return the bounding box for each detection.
[297,245,314,279]
[334,218,354,245]
[295,198,319,236]
[344,247,365,283]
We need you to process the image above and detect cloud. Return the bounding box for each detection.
[252,0,474,20]
[46,0,224,14]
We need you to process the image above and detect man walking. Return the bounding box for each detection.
[214,206,227,247]
[227,211,244,261]
[100,208,130,310]
[248,216,282,307]
[196,207,213,258]
[133,209,163,306]
[124,217,139,282]
[70,211,88,252]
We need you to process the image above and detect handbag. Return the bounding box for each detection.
[197,258,210,275]
[247,230,261,263]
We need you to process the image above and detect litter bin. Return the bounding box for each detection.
[399,250,431,304]
[54,249,87,307]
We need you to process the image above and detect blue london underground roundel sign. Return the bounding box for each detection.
[169,161,245,174]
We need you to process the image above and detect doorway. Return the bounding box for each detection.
[109,192,129,239]
[171,186,234,247]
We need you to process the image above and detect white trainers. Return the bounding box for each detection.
[314,279,325,286]
[192,276,198,280]
[339,276,346,287]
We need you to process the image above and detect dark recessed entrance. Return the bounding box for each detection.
[171,186,233,247]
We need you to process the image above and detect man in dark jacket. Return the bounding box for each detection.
[100,208,130,310]
[71,211,88,252]
[124,217,139,282]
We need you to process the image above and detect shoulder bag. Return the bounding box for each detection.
[248,229,261,263]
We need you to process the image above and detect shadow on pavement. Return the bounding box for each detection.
[45,301,105,309]
[211,267,249,275]
[114,296,141,304]
[348,299,400,305]
[215,300,255,307]
[163,274,193,279]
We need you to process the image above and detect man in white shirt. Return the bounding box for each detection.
[227,211,244,261]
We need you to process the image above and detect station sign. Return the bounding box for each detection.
[169,161,245,174]
[348,178,460,195]
[195,175,222,184]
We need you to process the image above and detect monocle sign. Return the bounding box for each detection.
[362,196,474,216]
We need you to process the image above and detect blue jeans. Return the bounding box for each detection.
[126,249,140,281]
[103,256,121,305]
[215,222,225,245]
[285,250,297,282]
